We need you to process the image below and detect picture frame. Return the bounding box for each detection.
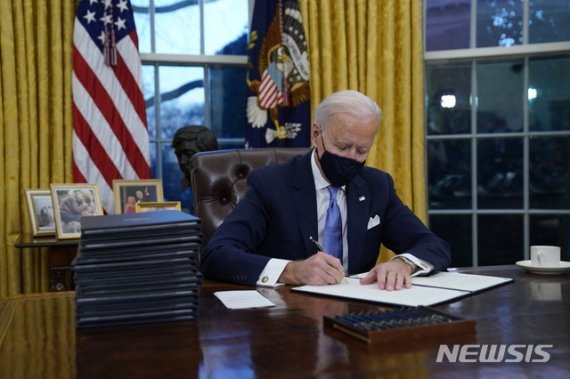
[112,179,164,214]
[135,201,182,213]
[25,189,56,237]
[50,183,104,240]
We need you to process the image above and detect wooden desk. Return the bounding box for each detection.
[0,266,569,378]
[15,236,78,291]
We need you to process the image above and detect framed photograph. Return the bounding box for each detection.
[25,189,56,237]
[50,184,104,239]
[112,179,164,214]
[135,201,181,213]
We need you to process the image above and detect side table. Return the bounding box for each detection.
[15,236,79,291]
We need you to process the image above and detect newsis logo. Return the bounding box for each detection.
[436,344,553,363]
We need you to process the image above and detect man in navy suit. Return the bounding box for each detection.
[200,90,450,291]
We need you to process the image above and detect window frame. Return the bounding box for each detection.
[424,0,570,266]
[136,0,252,180]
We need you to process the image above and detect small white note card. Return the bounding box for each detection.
[214,290,276,310]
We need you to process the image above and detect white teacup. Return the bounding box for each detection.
[530,245,561,267]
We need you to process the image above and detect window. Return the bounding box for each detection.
[132,0,250,210]
[425,0,570,266]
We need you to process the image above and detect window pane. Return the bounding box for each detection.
[477,0,524,47]
[426,62,471,135]
[477,60,524,133]
[158,66,205,139]
[132,0,152,53]
[477,138,523,209]
[530,215,570,261]
[425,0,470,51]
[529,55,570,132]
[428,140,471,209]
[154,0,201,54]
[208,66,247,140]
[430,215,472,267]
[529,0,570,43]
[530,136,570,209]
[478,215,523,265]
[142,65,156,138]
[204,0,248,55]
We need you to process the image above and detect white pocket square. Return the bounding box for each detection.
[367,215,381,230]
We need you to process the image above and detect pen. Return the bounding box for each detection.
[309,236,347,284]
[309,235,326,252]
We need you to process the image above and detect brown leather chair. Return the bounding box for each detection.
[190,147,310,245]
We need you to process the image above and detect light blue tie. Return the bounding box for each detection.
[323,186,342,260]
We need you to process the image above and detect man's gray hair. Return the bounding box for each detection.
[315,90,382,131]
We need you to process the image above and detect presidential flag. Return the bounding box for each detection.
[245,0,311,148]
[72,0,149,213]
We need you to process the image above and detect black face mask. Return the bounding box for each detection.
[318,135,364,187]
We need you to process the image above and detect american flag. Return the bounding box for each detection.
[72,0,149,214]
[258,66,284,109]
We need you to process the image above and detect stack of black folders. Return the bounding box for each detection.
[73,210,202,329]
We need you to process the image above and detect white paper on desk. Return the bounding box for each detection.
[292,278,468,307]
[411,272,513,292]
[214,290,276,310]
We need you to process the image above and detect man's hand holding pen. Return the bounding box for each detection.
[278,236,347,285]
[309,236,348,284]
[279,250,346,286]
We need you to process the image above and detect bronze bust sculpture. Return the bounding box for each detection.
[172,125,219,187]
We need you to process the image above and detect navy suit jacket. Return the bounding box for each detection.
[200,151,451,285]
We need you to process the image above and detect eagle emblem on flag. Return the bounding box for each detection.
[246,0,310,147]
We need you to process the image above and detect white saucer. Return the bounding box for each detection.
[516,260,570,275]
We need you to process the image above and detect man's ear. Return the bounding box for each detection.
[310,123,320,148]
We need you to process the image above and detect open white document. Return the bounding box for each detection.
[292,272,513,307]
